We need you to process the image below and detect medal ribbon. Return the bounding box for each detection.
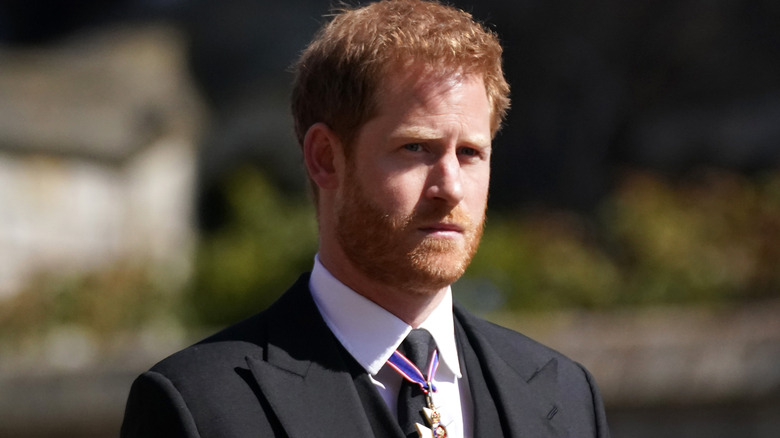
[386,348,439,394]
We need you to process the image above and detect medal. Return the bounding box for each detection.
[422,407,448,438]
[387,349,448,438]
[413,407,448,438]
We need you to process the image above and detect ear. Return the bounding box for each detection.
[303,122,343,191]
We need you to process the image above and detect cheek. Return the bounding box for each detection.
[379,171,429,206]
[469,168,490,191]
[465,171,490,212]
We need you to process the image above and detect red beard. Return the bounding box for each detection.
[335,173,484,293]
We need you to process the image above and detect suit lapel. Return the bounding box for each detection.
[246,275,374,438]
[455,318,503,437]
[454,305,565,438]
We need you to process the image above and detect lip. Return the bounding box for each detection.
[418,222,465,234]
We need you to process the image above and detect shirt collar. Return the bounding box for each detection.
[309,255,461,378]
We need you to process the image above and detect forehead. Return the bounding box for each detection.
[372,64,491,127]
[378,62,478,104]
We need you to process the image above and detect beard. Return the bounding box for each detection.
[335,173,485,293]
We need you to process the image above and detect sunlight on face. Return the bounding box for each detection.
[335,67,491,293]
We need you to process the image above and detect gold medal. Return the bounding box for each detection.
[422,407,447,438]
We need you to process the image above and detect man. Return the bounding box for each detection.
[121,1,610,437]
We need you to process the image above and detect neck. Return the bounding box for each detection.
[318,251,448,327]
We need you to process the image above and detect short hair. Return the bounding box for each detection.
[291,0,510,153]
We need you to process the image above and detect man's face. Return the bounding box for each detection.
[334,66,492,293]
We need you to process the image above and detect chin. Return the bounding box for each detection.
[404,249,470,292]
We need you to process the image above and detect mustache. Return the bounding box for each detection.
[405,204,475,229]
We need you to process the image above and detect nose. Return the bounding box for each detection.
[425,152,464,206]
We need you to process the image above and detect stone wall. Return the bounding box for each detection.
[0,24,204,298]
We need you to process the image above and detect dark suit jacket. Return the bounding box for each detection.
[121,274,610,437]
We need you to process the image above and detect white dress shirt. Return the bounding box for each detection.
[309,255,473,438]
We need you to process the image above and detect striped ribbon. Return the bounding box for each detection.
[386,348,439,393]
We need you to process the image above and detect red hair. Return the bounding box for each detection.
[291,0,510,152]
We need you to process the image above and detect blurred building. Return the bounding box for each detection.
[0,24,204,298]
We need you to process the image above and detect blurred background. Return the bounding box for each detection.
[1,0,779,437]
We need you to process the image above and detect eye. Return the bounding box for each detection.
[403,143,423,152]
[459,147,478,157]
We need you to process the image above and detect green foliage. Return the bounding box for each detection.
[187,167,318,326]
[604,169,780,305]
[464,168,780,310]
[0,263,178,348]
[465,211,621,310]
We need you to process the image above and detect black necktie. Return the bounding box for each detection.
[397,328,437,438]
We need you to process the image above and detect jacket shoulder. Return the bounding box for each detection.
[122,275,313,438]
[150,273,313,377]
[149,310,270,378]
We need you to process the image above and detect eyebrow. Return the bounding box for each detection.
[392,125,491,148]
